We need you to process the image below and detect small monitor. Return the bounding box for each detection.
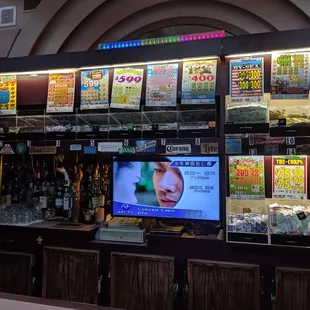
[112,155,220,221]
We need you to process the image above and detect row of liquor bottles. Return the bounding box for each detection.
[0,158,112,224]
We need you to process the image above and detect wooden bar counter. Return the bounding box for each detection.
[0,293,125,310]
[2,221,310,310]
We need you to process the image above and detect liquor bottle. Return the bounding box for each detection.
[26,181,34,204]
[91,184,100,210]
[93,164,100,186]
[0,185,6,204]
[84,200,92,224]
[39,181,48,211]
[71,188,80,223]
[6,184,12,207]
[55,186,64,216]
[12,177,20,204]
[63,187,71,218]
[34,160,41,180]
[95,194,106,224]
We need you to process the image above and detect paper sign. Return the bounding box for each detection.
[271,52,309,99]
[229,156,265,200]
[225,139,242,154]
[47,72,75,113]
[230,58,264,102]
[135,140,156,153]
[146,63,178,107]
[98,142,123,153]
[84,146,96,155]
[272,155,307,199]
[201,143,219,154]
[80,69,109,110]
[182,59,217,104]
[70,144,82,151]
[118,146,136,154]
[29,146,57,155]
[0,75,17,115]
[110,68,143,110]
[166,144,191,154]
[16,142,27,155]
[0,144,14,154]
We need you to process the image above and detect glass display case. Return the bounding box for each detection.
[226,154,310,247]
[227,198,268,242]
[269,199,310,236]
[226,94,268,125]
[226,155,268,244]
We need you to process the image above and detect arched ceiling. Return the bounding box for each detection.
[8,0,310,57]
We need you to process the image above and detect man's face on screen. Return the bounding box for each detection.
[153,162,183,207]
[114,162,141,204]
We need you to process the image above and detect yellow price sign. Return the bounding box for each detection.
[272,156,307,199]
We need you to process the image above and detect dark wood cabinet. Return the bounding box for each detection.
[42,246,100,304]
[275,267,310,310]
[0,251,34,295]
[187,259,260,310]
[110,252,174,310]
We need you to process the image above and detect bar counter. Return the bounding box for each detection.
[0,293,125,310]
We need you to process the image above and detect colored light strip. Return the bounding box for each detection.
[98,30,225,50]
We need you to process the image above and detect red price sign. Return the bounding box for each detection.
[115,76,142,83]
[191,75,214,82]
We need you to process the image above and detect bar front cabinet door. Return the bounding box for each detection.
[187,259,260,310]
[110,252,174,310]
[276,267,310,310]
[0,251,34,295]
[42,246,100,304]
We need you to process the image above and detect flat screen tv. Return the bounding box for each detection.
[112,155,220,221]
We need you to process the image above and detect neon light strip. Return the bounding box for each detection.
[98,30,225,50]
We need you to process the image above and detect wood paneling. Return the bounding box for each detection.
[0,251,34,295]
[110,252,174,310]
[42,247,100,304]
[188,260,260,310]
[276,267,310,310]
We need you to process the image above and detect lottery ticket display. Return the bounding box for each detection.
[0,75,17,115]
[146,64,178,107]
[228,156,265,200]
[230,58,264,102]
[47,72,75,113]
[110,68,144,110]
[80,69,109,110]
[272,156,307,200]
[181,59,217,104]
[271,52,309,100]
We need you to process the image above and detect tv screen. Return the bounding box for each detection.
[112,156,220,221]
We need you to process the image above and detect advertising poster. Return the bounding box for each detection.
[80,69,109,110]
[47,72,75,113]
[270,52,309,99]
[181,59,217,104]
[110,68,144,110]
[113,156,220,221]
[272,155,307,199]
[0,75,17,115]
[229,156,265,200]
[225,139,242,154]
[146,63,178,107]
[230,57,264,102]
